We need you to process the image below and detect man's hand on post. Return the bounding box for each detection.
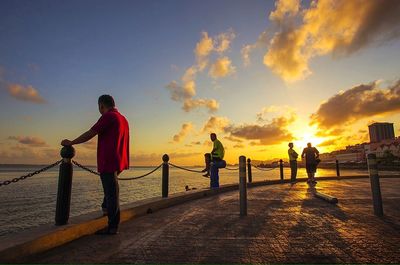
[61,139,73,146]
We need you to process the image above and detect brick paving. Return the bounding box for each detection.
[32,178,400,263]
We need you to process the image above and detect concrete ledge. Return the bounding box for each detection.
[1,174,399,263]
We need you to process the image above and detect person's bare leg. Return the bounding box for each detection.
[202,153,211,177]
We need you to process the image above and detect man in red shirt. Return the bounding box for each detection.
[61,95,129,235]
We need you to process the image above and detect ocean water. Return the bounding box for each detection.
[0,165,371,238]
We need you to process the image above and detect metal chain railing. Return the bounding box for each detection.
[72,160,100,176]
[251,164,278,171]
[72,160,162,180]
[168,163,204,173]
[0,160,62,187]
[118,164,162,180]
[224,166,239,170]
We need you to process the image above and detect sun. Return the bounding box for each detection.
[292,126,325,150]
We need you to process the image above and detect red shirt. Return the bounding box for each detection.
[91,108,130,174]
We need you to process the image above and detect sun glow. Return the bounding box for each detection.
[292,125,325,151]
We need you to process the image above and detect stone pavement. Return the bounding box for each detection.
[32,178,400,264]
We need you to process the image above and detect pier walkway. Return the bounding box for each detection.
[32,178,400,263]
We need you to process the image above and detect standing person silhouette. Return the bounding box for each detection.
[301,142,319,185]
[61,95,129,235]
[288,142,298,183]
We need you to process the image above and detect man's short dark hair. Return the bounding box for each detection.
[98,95,115,108]
[210,133,217,138]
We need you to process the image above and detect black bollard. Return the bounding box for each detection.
[162,154,169,198]
[247,158,252,183]
[55,146,75,225]
[239,156,247,216]
[367,154,383,216]
[336,160,340,177]
[279,159,284,181]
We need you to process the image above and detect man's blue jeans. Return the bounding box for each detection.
[210,159,226,188]
[100,172,120,229]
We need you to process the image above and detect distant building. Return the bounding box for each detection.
[366,137,400,158]
[368,122,395,143]
[336,152,365,162]
[319,122,398,163]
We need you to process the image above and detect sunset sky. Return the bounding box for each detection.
[1,0,400,166]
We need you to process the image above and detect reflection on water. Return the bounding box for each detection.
[0,166,371,238]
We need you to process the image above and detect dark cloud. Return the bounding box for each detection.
[226,115,295,145]
[310,79,400,129]
[333,1,400,56]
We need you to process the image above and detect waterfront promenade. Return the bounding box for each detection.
[31,178,400,264]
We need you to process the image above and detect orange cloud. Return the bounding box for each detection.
[319,138,337,147]
[172,123,193,142]
[269,0,300,23]
[214,29,236,53]
[81,138,97,150]
[7,84,46,103]
[257,0,400,81]
[166,29,236,112]
[241,31,268,67]
[208,57,236,79]
[194,32,214,71]
[201,116,230,133]
[0,146,58,164]
[182,98,219,113]
[8,136,47,147]
[224,135,243,143]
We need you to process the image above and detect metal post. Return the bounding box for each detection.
[336,159,340,177]
[367,154,383,216]
[55,146,75,225]
[247,158,252,183]
[279,159,284,180]
[239,156,247,216]
[162,154,169,198]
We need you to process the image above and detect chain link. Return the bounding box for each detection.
[72,160,100,176]
[118,164,162,180]
[224,167,239,171]
[72,160,163,180]
[168,163,205,173]
[0,160,62,187]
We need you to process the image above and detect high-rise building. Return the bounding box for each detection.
[368,122,395,143]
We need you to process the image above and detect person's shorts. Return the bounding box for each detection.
[306,163,317,173]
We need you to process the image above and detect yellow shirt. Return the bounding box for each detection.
[212,139,225,159]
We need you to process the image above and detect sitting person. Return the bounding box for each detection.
[207,133,226,188]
